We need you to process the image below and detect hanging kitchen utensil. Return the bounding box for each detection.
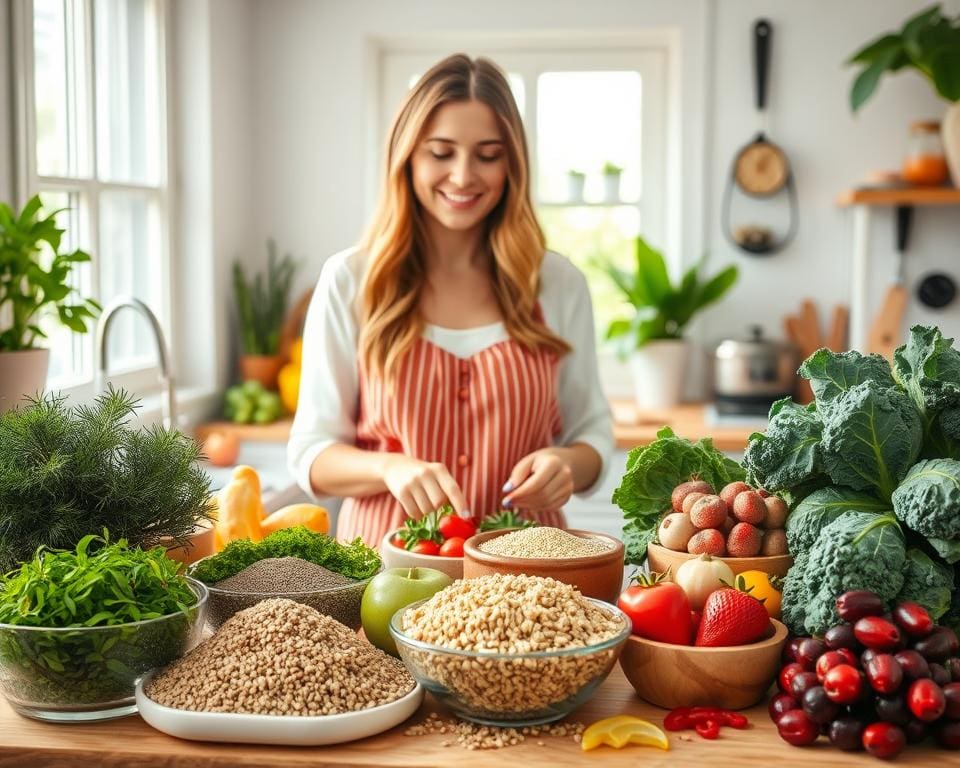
[917,272,957,309]
[721,19,798,256]
[867,207,911,360]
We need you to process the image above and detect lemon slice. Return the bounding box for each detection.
[581,715,670,751]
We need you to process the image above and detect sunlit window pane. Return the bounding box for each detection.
[536,71,642,203]
[94,0,162,184]
[34,0,91,177]
[98,191,164,369]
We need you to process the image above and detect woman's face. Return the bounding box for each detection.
[410,99,508,234]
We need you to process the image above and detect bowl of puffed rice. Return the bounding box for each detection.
[389,573,631,727]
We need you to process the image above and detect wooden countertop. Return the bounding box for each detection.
[0,666,942,767]
[196,402,761,454]
[610,400,762,453]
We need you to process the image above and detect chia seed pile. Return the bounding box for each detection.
[145,598,415,715]
[212,556,354,593]
[479,527,613,559]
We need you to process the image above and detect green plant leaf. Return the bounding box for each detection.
[847,33,903,65]
[694,264,739,311]
[928,44,960,101]
[633,237,672,305]
[851,47,902,112]
[902,4,943,47]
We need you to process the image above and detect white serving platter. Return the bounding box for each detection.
[135,673,423,746]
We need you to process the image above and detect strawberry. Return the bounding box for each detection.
[727,522,762,557]
[696,587,770,647]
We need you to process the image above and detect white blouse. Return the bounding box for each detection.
[286,247,614,499]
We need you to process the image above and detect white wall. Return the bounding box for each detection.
[242,0,960,369]
[0,1,15,205]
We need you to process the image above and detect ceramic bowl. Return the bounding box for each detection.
[391,598,630,726]
[462,529,624,603]
[646,542,793,578]
[619,618,789,710]
[379,531,463,580]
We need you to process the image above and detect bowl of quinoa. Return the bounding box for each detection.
[463,528,624,603]
[389,573,630,727]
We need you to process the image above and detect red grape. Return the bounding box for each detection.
[862,722,906,759]
[822,664,863,704]
[801,685,840,724]
[854,616,901,651]
[768,692,799,723]
[894,649,931,681]
[837,591,884,623]
[892,602,934,638]
[907,678,946,722]
[828,715,865,751]
[864,653,903,695]
[777,709,820,746]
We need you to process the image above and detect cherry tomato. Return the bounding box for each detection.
[822,664,863,704]
[617,580,692,645]
[410,540,441,556]
[862,722,905,759]
[907,678,946,722]
[438,536,465,558]
[438,513,476,541]
[390,533,406,549]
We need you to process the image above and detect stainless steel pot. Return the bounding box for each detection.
[714,326,797,415]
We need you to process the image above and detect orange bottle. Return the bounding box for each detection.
[902,120,948,186]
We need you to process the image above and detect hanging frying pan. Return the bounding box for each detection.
[721,19,798,256]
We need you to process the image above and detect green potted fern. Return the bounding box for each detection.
[0,196,99,412]
[847,3,960,185]
[232,239,296,390]
[599,237,738,409]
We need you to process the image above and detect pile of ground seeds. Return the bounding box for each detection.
[146,598,415,715]
[212,556,354,593]
[478,527,613,559]
[405,712,586,750]
[398,574,626,715]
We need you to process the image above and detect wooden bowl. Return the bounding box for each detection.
[619,619,789,710]
[647,542,793,578]
[379,531,463,580]
[463,529,624,603]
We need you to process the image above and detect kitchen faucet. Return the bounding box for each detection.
[95,295,176,429]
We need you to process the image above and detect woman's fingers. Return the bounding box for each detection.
[433,468,469,517]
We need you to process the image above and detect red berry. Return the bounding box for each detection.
[892,602,934,638]
[862,722,906,759]
[854,616,901,651]
[894,649,931,680]
[914,627,960,663]
[938,721,960,749]
[782,637,804,664]
[732,490,767,525]
[822,664,863,704]
[672,479,714,512]
[789,671,820,699]
[687,528,726,556]
[779,662,806,693]
[719,481,752,509]
[816,651,849,682]
[864,653,903,695]
[795,637,826,670]
[689,495,728,529]
[836,647,859,667]
[768,692,798,723]
[824,623,860,651]
[944,682,960,720]
[907,678,947,722]
[836,591,885,623]
[776,709,820,746]
[726,522,762,557]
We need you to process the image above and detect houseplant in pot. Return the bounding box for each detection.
[566,169,586,203]
[0,196,100,412]
[232,238,296,390]
[847,3,960,184]
[599,237,738,409]
[601,162,623,203]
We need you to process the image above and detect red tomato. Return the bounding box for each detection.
[439,537,465,558]
[617,581,692,645]
[438,513,476,541]
[390,533,406,549]
[410,540,441,556]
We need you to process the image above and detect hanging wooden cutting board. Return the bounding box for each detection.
[866,285,908,361]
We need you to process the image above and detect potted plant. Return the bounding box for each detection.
[601,162,624,203]
[599,237,738,409]
[0,196,100,412]
[566,169,587,203]
[232,239,296,390]
[847,3,960,185]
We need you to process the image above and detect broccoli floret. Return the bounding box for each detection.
[896,549,954,619]
[787,511,905,636]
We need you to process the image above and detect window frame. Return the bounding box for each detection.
[11,0,175,403]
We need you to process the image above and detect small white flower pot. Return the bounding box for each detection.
[629,340,689,410]
[567,174,586,203]
[602,173,622,203]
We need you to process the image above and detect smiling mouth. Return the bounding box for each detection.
[439,190,482,207]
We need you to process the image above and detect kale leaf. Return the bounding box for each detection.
[896,548,955,619]
[891,458,960,542]
[743,398,827,492]
[786,487,891,556]
[799,348,896,418]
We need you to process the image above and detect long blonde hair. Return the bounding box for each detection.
[359,53,571,381]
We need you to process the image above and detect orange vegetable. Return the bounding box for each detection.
[278,361,301,414]
[261,503,330,536]
[735,570,782,619]
[214,465,264,550]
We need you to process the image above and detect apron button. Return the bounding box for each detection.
[458,387,469,400]
[457,454,470,467]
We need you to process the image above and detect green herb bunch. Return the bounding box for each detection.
[479,510,539,532]
[232,239,296,356]
[191,526,381,584]
[0,387,213,571]
[0,534,198,628]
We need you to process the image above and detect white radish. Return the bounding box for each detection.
[675,554,735,609]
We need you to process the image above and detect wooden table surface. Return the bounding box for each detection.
[0,666,945,767]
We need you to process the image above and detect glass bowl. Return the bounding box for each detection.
[197,568,376,631]
[0,577,208,722]
[389,597,630,727]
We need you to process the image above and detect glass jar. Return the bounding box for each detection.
[902,120,948,186]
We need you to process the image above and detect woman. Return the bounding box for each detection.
[287,53,612,546]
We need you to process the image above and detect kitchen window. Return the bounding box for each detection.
[12,0,171,396]
[379,45,669,391]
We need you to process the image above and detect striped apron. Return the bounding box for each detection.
[337,336,567,545]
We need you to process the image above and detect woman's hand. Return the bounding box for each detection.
[502,448,575,514]
[382,455,469,520]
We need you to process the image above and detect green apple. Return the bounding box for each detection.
[361,567,452,656]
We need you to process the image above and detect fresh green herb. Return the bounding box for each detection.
[479,510,538,532]
[0,535,202,708]
[0,534,197,627]
[190,527,381,584]
[612,426,745,565]
[0,387,213,571]
[396,508,443,550]
[232,239,296,356]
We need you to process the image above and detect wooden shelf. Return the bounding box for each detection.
[194,417,293,443]
[836,185,960,207]
[611,400,760,453]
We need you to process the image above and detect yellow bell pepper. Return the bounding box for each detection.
[278,361,301,414]
[261,503,329,536]
[290,338,303,366]
[581,716,669,752]
[214,465,264,550]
